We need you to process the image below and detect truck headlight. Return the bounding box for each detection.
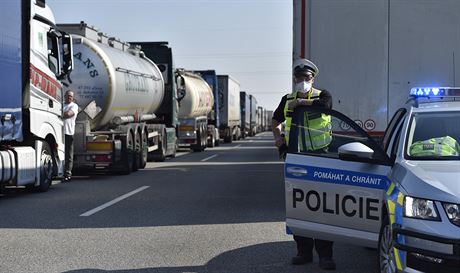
[404,196,440,220]
[443,203,460,227]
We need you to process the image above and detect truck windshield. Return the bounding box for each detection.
[406,111,460,160]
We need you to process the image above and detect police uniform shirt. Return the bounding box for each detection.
[272,89,333,123]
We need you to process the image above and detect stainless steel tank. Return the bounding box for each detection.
[176,70,214,119]
[61,25,164,130]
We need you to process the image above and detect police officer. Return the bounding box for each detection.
[272,59,336,270]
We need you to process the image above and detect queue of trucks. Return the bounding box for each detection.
[0,0,271,192]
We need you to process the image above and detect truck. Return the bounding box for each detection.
[175,68,214,151]
[195,70,220,147]
[134,43,217,151]
[239,91,250,139]
[130,41,179,160]
[293,0,460,138]
[0,0,73,192]
[218,75,241,143]
[249,94,258,136]
[265,110,273,131]
[57,22,172,173]
[257,106,265,133]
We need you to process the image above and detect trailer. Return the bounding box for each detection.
[131,41,179,160]
[239,91,251,139]
[195,70,220,147]
[175,69,214,151]
[58,23,170,173]
[294,0,460,137]
[0,0,73,192]
[218,75,241,143]
[249,94,258,136]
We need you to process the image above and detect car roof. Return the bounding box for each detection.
[406,99,460,113]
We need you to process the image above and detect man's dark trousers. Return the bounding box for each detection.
[64,134,74,178]
[294,235,333,258]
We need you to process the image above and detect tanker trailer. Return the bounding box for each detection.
[194,70,220,148]
[58,22,168,174]
[175,69,214,152]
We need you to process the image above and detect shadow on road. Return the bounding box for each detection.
[61,241,378,273]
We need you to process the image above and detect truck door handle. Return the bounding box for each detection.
[286,167,308,177]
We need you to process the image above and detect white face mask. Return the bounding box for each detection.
[295,81,312,93]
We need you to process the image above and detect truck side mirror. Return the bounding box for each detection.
[61,34,73,74]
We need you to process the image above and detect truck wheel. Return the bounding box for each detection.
[201,129,207,151]
[192,130,203,152]
[140,131,148,168]
[378,215,396,273]
[36,142,53,192]
[133,131,141,172]
[155,132,167,162]
[208,134,215,148]
[120,134,134,175]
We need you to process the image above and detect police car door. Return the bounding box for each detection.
[285,106,392,247]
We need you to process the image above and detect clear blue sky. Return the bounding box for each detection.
[48,0,293,111]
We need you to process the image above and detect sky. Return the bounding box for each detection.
[47,0,293,111]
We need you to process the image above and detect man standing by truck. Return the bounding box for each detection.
[272,59,336,270]
[62,90,79,182]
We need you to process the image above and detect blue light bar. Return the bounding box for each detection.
[409,87,460,97]
[409,87,444,96]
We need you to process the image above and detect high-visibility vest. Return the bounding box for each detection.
[409,136,460,157]
[283,88,332,151]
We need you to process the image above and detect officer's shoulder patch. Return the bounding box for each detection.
[423,144,434,150]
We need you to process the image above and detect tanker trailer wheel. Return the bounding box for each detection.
[192,130,203,152]
[132,131,141,172]
[118,133,134,175]
[35,142,53,192]
[378,215,396,273]
[140,130,148,169]
[208,133,215,148]
[155,132,167,162]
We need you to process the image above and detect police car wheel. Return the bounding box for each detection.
[378,215,396,273]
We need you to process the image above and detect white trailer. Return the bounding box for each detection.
[294,0,460,137]
[176,69,214,152]
[218,75,241,143]
[0,0,73,192]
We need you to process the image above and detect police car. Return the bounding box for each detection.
[284,87,460,273]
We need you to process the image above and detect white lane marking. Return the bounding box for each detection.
[201,154,218,162]
[235,144,242,148]
[80,186,150,217]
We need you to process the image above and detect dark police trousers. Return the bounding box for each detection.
[294,235,333,258]
[64,134,74,177]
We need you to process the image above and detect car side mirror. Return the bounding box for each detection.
[338,142,375,161]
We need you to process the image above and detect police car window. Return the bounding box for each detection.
[383,108,406,151]
[289,107,387,162]
[406,112,460,160]
[389,117,405,162]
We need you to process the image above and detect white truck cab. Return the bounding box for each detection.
[0,0,73,192]
[285,87,460,273]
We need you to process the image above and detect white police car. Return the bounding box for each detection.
[285,87,460,273]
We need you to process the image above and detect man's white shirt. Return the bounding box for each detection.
[64,102,79,136]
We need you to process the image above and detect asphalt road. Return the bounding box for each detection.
[0,132,378,273]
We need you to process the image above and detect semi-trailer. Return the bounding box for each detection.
[218,75,241,143]
[239,91,251,139]
[175,68,214,151]
[293,0,460,137]
[195,70,220,147]
[249,94,258,136]
[58,22,173,173]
